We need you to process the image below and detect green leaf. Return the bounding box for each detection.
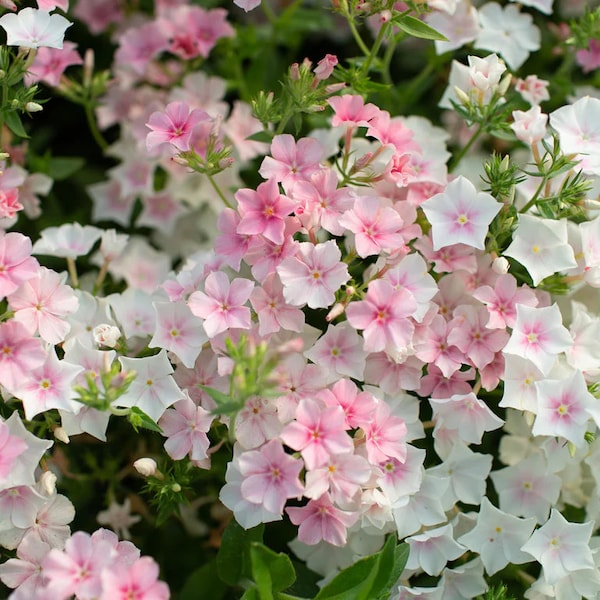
[393,15,448,41]
[180,560,227,600]
[216,520,264,586]
[4,110,29,139]
[246,130,274,144]
[200,385,234,407]
[242,586,261,600]
[127,407,163,434]
[250,543,296,594]
[381,544,410,599]
[210,401,244,417]
[47,157,86,181]
[314,536,405,600]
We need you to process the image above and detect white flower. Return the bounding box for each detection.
[0,7,72,49]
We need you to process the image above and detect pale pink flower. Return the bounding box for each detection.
[146,102,210,152]
[0,7,71,49]
[421,176,502,251]
[277,240,349,310]
[37,0,68,10]
[317,378,377,430]
[287,494,358,546]
[222,100,269,162]
[188,271,254,338]
[0,420,28,486]
[314,54,338,80]
[159,396,213,463]
[511,105,548,145]
[576,39,600,73]
[214,208,250,272]
[100,556,169,600]
[235,179,296,245]
[114,21,170,75]
[345,280,417,353]
[15,349,84,420]
[250,273,305,336]
[149,301,207,368]
[515,74,550,105]
[24,41,82,87]
[259,135,324,191]
[473,273,538,329]
[503,304,572,375]
[521,509,595,585]
[0,188,23,219]
[42,531,116,599]
[339,196,405,258]
[136,192,187,235]
[72,0,122,35]
[427,1,480,54]
[0,320,46,394]
[96,499,141,541]
[9,266,78,344]
[234,396,281,450]
[414,314,464,378]
[363,400,407,464]
[0,232,39,299]
[0,533,51,597]
[281,398,353,470]
[238,439,304,515]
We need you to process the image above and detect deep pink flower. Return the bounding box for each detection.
[146,101,209,152]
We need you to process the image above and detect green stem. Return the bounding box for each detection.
[261,0,277,25]
[93,259,110,295]
[207,173,233,209]
[448,123,484,172]
[66,257,79,288]
[361,20,390,74]
[345,11,371,57]
[519,176,549,214]
[84,101,108,152]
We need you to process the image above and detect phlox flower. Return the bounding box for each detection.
[0,420,28,487]
[118,350,185,422]
[100,556,169,600]
[37,0,69,10]
[430,393,504,445]
[421,176,502,251]
[114,21,170,75]
[363,400,407,464]
[0,533,51,597]
[24,41,82,87]
[511,105,548,145]
[515,74,550,105]
[576,38,600,73]
[304,322,367,381]
[490,453,561,523]
[0,188,23,220]
[317,378,377,430]
[42,530,117,599]
[235,178,296,245]
[238,439,304,515]
[339,195,405,258]
[146,102,210,153]
[250,273,305,336]
[281,398,353,470]
[327,95,380,130]
[234,0,261,12]
[287,494,358,547]
[458,498,536,576]
[345,279,417,353]
[503,304,572,375]
[532,369,595,446]
[499,355,544,413]
[158,397,213,463]
[550,96,600,176]
[414,314,463,378]
[521,509,595,585]
[376,445,425,504]
[259,134,324,192]
[188,271,253,338]
[0,232,39,299]
[149,301,207,368]
[277,240,349,310]
[9,266,78,344]
[0,7,71,49]
[406,524,465,576]
[427,1,480,54]
[475,2,541,70]
[96,499,141,541]
[32,222,102,259]
[504,214,577,286]
[234,396,281,450]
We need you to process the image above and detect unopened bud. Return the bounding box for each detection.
[93,324,121,348]
[492,256,510,275]
[219,157,234,170]
[498,73,512,96]
[453,87,471,106]
[326,302,345,322]
[133,458,158,477]
[290,63,300,81]
[54,426,70,444]
[171,483,182,493]
[39,471,57,496]
[25,102,43,113]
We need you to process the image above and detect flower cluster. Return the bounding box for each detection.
[0,0,599,599]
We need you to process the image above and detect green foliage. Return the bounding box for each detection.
[391,14,448,42]
[314,535,408,600]
[180,560,227,600]
[217,520,265,586]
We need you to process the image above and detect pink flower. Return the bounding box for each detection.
[327,95,380,129]
[363,401,407,464]
[235,179,296,245]
[0,232,39,299]
[238,439,304,515]
[515,74,550,105]
[9,266,78,344]
[346,280,417,353]
[421,176,502,251]
[511,105,548,145]
[0,420,28,486]
[503,304,572,375]
[115,21,170,75]
[0,188,23,219]
[159,397,213,463]
[277,240,349,309]
[287,494,358,546]
[24,41,82,87]
[259,135,324,191]
[146,102,210,152]
[313,54,338,80]
[188,271,254,338]
[281,398,353,470]
[576,38,600,74]
[100,556,169,600]
[339,196,405,258]
[318,378,377,430]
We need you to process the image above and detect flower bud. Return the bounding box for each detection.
[39,471,57,496]
[492,256,510,275]
[93,324,121,348]
[54,427,70,444]
[25,102,43,113]
[133,458,158,477]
